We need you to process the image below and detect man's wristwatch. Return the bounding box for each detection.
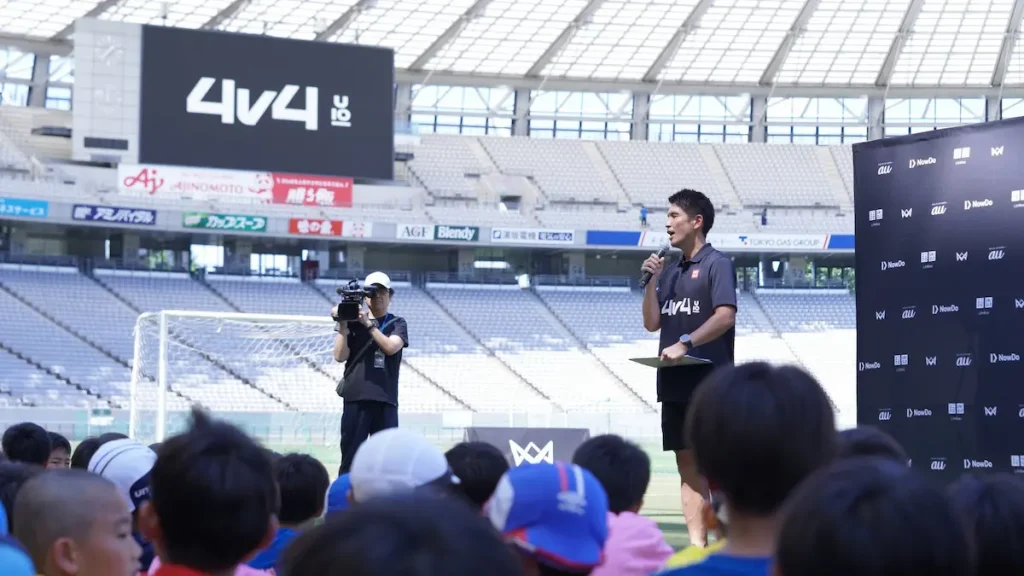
[679,334,692,348]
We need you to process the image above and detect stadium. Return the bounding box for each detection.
[0,0,1019,550]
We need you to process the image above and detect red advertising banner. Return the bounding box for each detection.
[288,218,345,236]
[118,164,353,208]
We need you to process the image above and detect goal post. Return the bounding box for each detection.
[130,310,341,444]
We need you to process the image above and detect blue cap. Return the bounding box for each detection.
[327,474,352,516]
[0,535,34,576]
[485,461,609,571]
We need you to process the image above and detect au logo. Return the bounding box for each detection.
[509,440,554,466]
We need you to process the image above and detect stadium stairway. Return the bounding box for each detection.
[699,146,744,208]
[814,147,854,207]
[91,273,291,411]
[529,289,655,412]
[580,142,631,207]
[420,286,561,411]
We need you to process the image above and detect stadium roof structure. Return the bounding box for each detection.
[4,0,1024,97]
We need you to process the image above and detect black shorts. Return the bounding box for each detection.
[661,399,694,451]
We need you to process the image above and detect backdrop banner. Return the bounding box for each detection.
[464,427,591,467]
[854,118,1024,480]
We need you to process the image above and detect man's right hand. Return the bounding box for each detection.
[641,253,665,283]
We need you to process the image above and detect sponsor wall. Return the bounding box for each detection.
[0,197,49,219]
[139,26,394,179]
[854,119,1024,479]
[118,164,353,207]
[464,427,591,467]
[182,212,267,232]
[587,229,854,251]
[72,204,156,226]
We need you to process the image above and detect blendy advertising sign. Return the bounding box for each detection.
[434,225,479,242]
[118,164,353,207]
[138,26,394,179]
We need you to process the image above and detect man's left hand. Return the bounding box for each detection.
[660,341,688,364]
[357,308,373,328]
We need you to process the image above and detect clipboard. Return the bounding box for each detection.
[630,355,713,368]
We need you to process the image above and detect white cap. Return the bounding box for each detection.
[88,439,157,512]
[363,271,392,290]
[349,428,460,502]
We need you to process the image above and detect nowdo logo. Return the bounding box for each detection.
[931,202,948,216]
[185,77,345,132]
[964,199,994,210]
[878,410,892,421]
[859,361,881,371]
[931,459,947,471]
[881,260,905,271]
[990,353,1021,363]
[964,459,994,469]
[933,304,959,314]
[907,408,932,418]
[877,162,893,175]
[434,225,479,242]
[909,157,936,168]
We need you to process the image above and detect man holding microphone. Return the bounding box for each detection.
[641,189,737,549]
[332,272,409,475]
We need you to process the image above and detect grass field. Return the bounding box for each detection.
[270,440,693,551]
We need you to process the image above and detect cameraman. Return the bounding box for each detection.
[332,272,409,475]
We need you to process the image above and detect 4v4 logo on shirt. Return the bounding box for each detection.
[186,77,350,131]
[509,440,554,466]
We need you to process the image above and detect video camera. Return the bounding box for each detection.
[333,280,380,322]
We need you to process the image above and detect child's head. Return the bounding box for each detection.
[276,453,330,527]
[445,442,510,509]
[280,492,521,576]
[138,407,277,574]
[70,438,99,470]
[686,362,836,518]
[948,473,1024,574]
[776,457,972,576]
[836,427,908,463]
[571,434,650,514]
[0,462,42,533]
[13,469,141,576]
[1,423,51,466]
[46,433,72,470]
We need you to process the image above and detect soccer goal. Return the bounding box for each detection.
[130,310,342,444]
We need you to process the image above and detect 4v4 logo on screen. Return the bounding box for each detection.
[509,440,554,466]
[186,77,353,131]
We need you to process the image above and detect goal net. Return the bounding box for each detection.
[130,310,342,444]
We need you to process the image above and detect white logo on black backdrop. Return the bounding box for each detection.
[901,208,913,218]
[956,354,973,367]
[878,410,892,421]
[868,209,883,225]
[907,408,932,418]
[993,146,1005,157]
[921,251,936,268]
[894,354,909,368]
[991,353,1021,363]
[949,402,965,416]
[956,251,969,262]
[1012,455,1024,471]
[902,307,916,319]
[186,78,328,131]
[931,202,948,216]
[931,459,947,471]
[1019,407,1024,418]
[877,162,893,175]
[954,147,971,165]
[909,157,936,168]
[926,356,937,366]
[989,247,1006,260]
[965,199,994,210]
[1016,298,1024,309]
[985,406,999,416]
[881,260,906,271]
[859,361,881,371]
[965,459,994,469]
[1012,190,1024,207]
[876,310,886,320]
[977,297,994,315]
[933,304,959,314]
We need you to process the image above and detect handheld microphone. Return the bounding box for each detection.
[639,245,670,289]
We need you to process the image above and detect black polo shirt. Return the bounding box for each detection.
[339,313,408,406]
[655,243,737,402]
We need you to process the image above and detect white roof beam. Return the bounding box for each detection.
[642,0,715,83]
[0,33,71,56]
[314,0,376,42]
[993,0,1024,87]
[525,0,607,77]
[202,0,253,29]
[875,0,925,88]
[759,0,822,86]
[408,0,492,70]
[53,0,123,40]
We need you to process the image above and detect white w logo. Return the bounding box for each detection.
[901,208,912,218]
[956,252,968,261]
[509,440,554,466]
[926,356,937,366]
